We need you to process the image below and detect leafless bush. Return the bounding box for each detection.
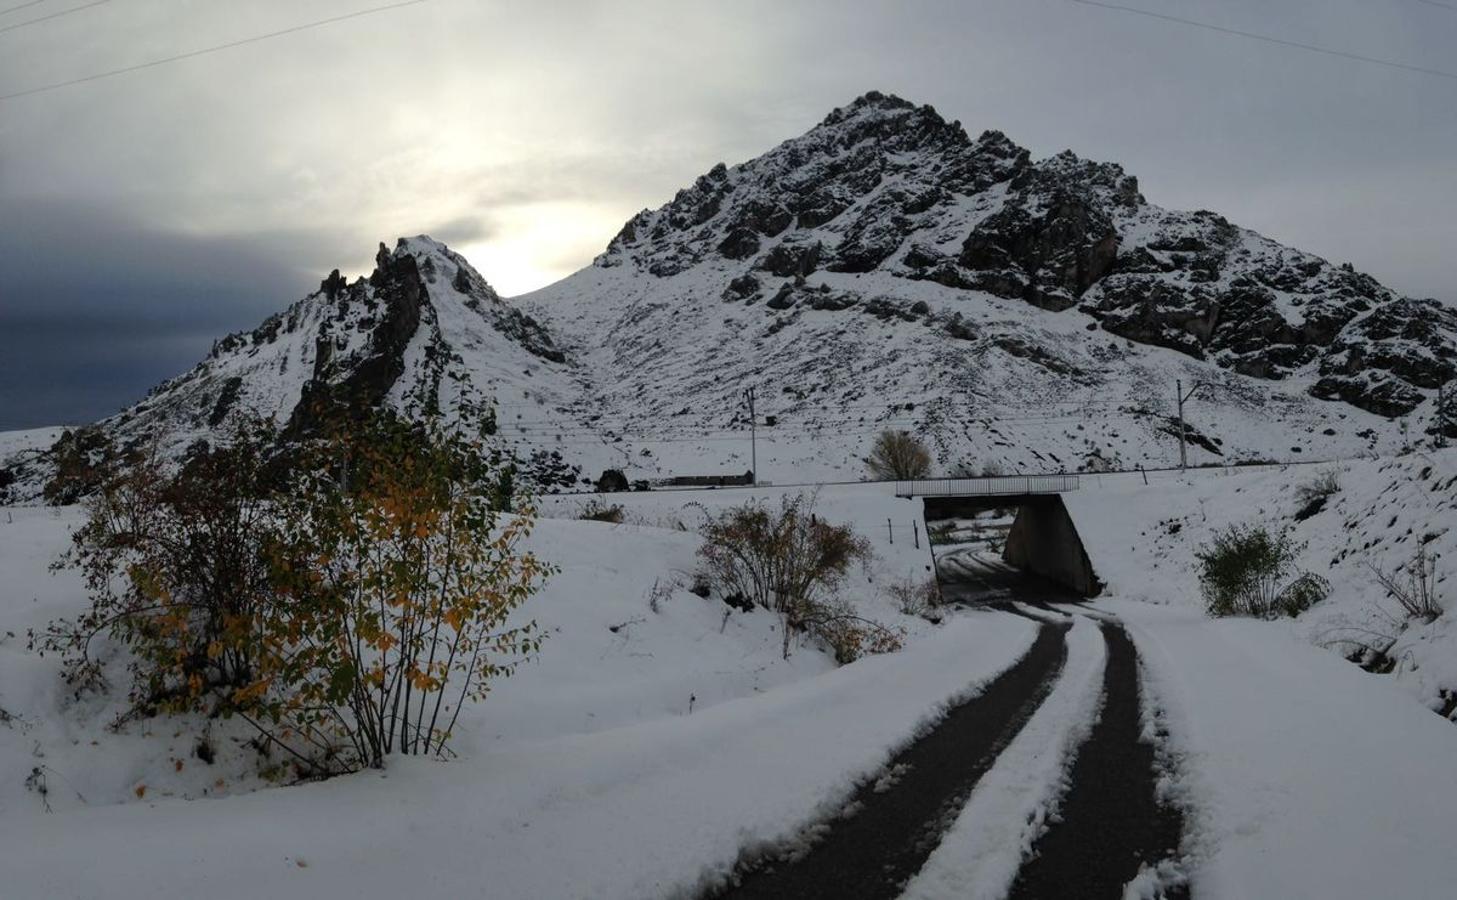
[1293,469,1341,520]
[696,492,895,661]
[801,597,905,664]
[865,430,931,481]
[646,578,673,614]
[888,576,942,619]
[1295,469,1341,505]
[578,498,624,523]
[1366,544,1443,622]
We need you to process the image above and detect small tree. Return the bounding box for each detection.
[39,401,550,775]
[1196,523,1329,618]
[866,429,932,480]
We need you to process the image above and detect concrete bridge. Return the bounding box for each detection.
[902,474,1099,599]
[894,474,1080,499]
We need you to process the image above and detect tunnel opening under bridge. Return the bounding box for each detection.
[918,489,1100,603]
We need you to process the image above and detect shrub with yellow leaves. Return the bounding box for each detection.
[251,402,550,771]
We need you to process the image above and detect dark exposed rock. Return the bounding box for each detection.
[959,194,1118,311]
[207,376,244,428]
[320,269,347,300]
[806,289,858,312]
[942,312,978,341]
[766,284,797,310]
[723,273,761,301]
[990,335,1085,378]
[596,469,629,492]
[760,241,821,278]
[289,247,427,435]
[1085,277,1217,359]
[1311,373,1426,418]
[717,227,761,260]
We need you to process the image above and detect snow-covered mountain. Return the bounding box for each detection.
[4,92,1455,500]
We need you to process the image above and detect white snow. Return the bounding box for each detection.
[1118,599,1457,899]
[0,487,1034,899]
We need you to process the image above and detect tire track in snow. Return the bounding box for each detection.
[707,619,1071,900]
[897,616,1108,900]
[1006,620,1187,900]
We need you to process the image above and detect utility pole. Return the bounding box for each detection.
[1176,379,1206,471]
[743,386,757,484]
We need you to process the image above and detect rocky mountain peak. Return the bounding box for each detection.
[585,92,1455,421]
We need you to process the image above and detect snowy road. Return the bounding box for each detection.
[716,619,1071,899]
[714,607,1187,900]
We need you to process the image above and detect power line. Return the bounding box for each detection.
[0,0,427,101]
[0,0,53,17]
[1416,0,1457,12]
[0,0,107,35]
[1066,0,1457,82]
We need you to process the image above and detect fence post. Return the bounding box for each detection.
[913,520,920,549]
[887,518,894,544]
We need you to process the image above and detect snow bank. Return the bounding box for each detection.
[1121,600,1457,899]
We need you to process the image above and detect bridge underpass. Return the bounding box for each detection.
[896,475,1099,604]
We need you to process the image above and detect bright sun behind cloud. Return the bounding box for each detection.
[455,201,627,298]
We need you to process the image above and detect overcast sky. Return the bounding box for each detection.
[2,0,1455,429]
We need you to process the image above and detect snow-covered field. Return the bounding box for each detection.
[3,453,1456,899]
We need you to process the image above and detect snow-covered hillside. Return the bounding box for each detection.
[5,473,1457,899]
[1066,449,1457,717]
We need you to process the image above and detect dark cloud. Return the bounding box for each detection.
[0,199,344,429]
[2,0,1454,430]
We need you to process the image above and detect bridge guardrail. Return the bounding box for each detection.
[894,474,1081,498]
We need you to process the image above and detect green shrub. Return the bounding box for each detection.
[257,406,550,771]
[35,419,279,710]
[1196,523,1329,618]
